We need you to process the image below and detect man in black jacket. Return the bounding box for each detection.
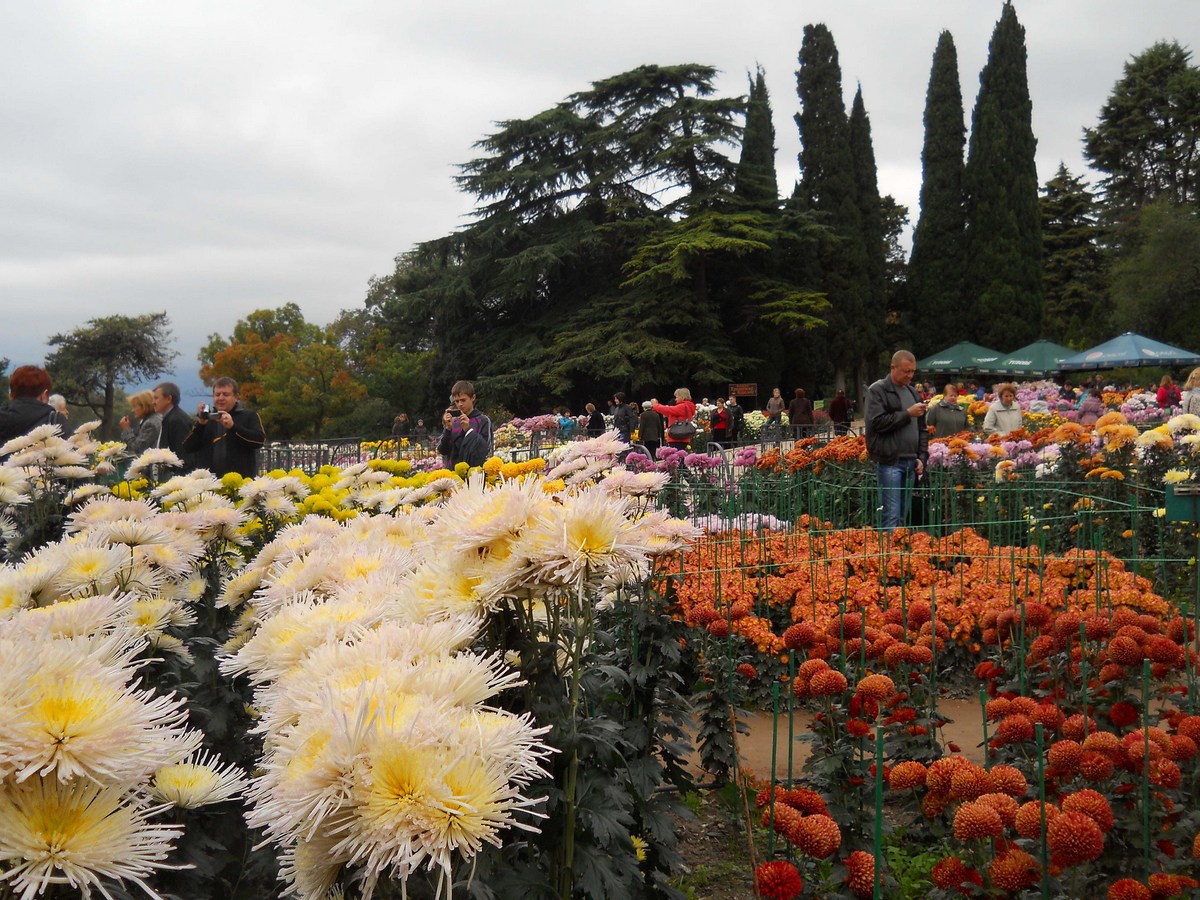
[611,392,638,443]
[182,377,265,477]
[152,381,193,464]
[865,350,928,532]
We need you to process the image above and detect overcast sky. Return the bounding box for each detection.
[2,1,1197,400]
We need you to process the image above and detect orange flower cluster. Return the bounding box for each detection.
[668,524,1172,663]
[755,788,841,860]
[754,435,868,474]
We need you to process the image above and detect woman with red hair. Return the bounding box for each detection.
[0,365,71,443]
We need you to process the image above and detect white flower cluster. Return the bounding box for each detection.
[221,458,699,898]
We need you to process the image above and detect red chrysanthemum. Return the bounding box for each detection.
[1193,830,1200,861]
[844,850,875,899]
[855,672,895,700]
[887,760,928,791]
[808,668,849,696]
[931,856,983,891]
[1048,810,1105,867]
[792,814,841,859]
[846,718,871,738]
[736,663,757,680]
[1048,739,1084,773]
[754,860,802,900]
[707,618,730,638]
[1107,878,1151,900]
[1109,701,1140,728]
[1014,800,1058,839]
[1083,615,1112,641]
[922,791,949,819]
[988,764,1028,797]
[1083,731,1122,756]
[1149,758,1182,789]
[1061,789,1114,833]
[1167,734,1197,761]
[1177,715,1200,743]
[755,785,785,809]
[953,801,1005,841]
[906,644,934,665]
[989,848,1039,892]
[780,787,827,816]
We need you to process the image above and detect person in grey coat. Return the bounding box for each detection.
[925,383,969,439]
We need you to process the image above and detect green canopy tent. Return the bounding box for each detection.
[1056,332,1200,371]
[975,339,1074,378]
[916,341,1005,374]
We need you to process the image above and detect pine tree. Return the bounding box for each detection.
[1040,164,1105,346]
[794,23,872,392]
[848,85,886,380]
[908,30,966,356]
[963,2,1044,349]
[734,68,779,209]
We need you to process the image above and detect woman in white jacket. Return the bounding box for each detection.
[983,383,1023,437]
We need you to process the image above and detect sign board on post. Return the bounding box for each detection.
[728,383,757,398]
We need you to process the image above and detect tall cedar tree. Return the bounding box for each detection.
[848,85,887,387]
[794,23,872,393]
[908,30,967,356]
[963,2,1044,349]
[1084,41,1200,220]
[1040,164,1106,346]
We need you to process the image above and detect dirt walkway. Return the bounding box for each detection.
[689,697,987,781]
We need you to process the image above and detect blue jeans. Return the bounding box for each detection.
[876,458,918,532]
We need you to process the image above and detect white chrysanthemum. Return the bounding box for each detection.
[151,749,247,809]
[52,465,96,481]
[222,593,392,684]
[0,567,33,619]
[629,508,702,555]
[65,484,113,505]
[1164,469,1195,484]
[0,466,31,506]
[92,517,170,549]
[518,488,648,587]
[6,593,135,640]
[0,424,63,457]
[217,568,267,610]
[96,441,127,461]
[0,637,199,785]
[39,440,88,467]
[1167,413,1200,434]
[66,496,158,533]
[126,448,184,479]
[428,472,545,560]
[131,596,197,633]
[50,543,131,596]
[0,775,183,898]
[70,420,103,437]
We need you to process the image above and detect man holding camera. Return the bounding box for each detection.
[437,380,492,469]
[865,350,928,533]
[182,377,265,477]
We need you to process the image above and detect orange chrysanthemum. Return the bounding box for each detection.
[887,760,928,791]
[855,673,895,700]
[1048,739,1084,773]
[844,850,875,899]
[780,787,827,816]
[1147,873,1199,898]
[1048,810,1105,867]
[989,848,1039,892]
[948,764,991,801]
[754,860,803,900]
[792,814,841,859]
[977,792,1019,828]
[988,764,1028,797]
[1080,750,1116,781]
[995,713,1036,744]
[953,801,1005,841]
[1061,789,1114,833]
[1014,800,1058,839]
[808,668,849,696]
[762,803,803,844]
[1107,878,1151,900]
[926,757,970,795]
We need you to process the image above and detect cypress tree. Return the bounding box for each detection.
[848,85,886,378]
[1040,163,1105,345]
[908,30,966,356]
[734,68,779,209]
[963,1,1044,349]
[794,23,871,392]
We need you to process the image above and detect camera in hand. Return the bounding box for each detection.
[198,404,212,421]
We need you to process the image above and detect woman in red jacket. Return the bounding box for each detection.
[653,388,697,448]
